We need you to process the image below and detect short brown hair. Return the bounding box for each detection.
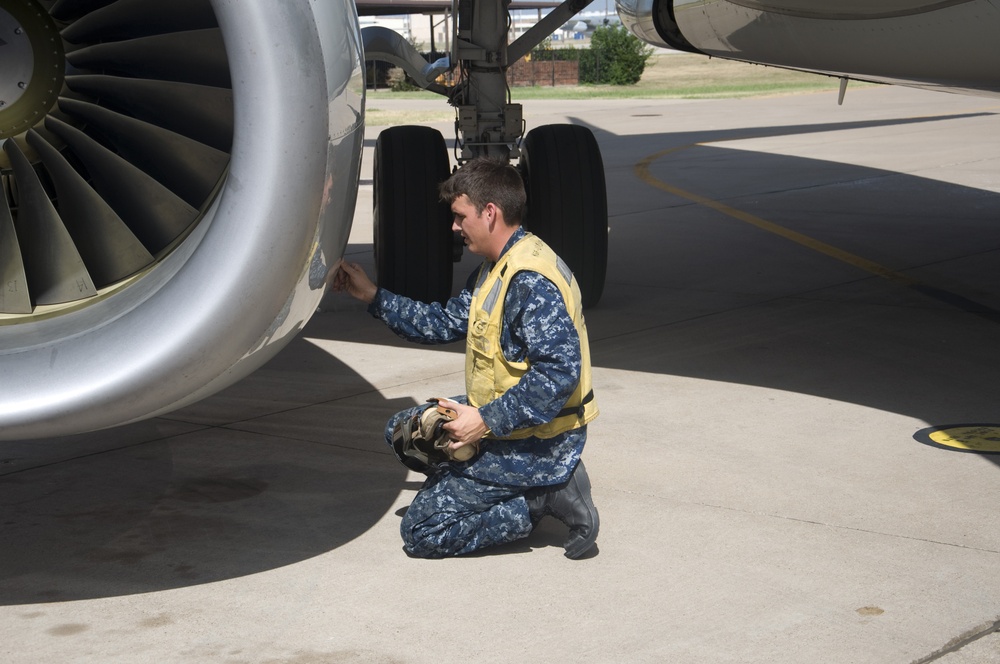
[439,158,526,225]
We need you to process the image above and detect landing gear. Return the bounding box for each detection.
[363,0,609,307]
[373,125,454,304]
[520,124,608,309]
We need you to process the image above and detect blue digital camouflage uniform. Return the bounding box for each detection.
[370,227,587,558]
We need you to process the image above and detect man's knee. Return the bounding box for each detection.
[401,531,447,559]
[400,512,454,559]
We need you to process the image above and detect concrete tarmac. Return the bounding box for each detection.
[3,85,1000,663]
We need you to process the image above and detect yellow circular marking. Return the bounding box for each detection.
[914,425,1000,454]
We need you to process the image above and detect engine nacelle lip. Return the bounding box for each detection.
[617,0,670,48]
[617,0,702,53]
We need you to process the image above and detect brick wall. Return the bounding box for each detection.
[507,59,579,87]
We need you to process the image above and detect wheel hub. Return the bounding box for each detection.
[0,0,64,140]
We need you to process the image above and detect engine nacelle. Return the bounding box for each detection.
[617,0,1000,96]
[0,0,365,440]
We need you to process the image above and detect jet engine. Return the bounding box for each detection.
[616,0,1000,97]
[0,0,365,440]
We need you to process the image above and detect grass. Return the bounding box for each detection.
[622,52,840,97]
[367,52,844,106]
[365,52,852,125]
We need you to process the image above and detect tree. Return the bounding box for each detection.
[586,24,654,85]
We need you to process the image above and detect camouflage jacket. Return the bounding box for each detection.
[368,227,587,487]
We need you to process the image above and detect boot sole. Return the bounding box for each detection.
[564,507,599,559]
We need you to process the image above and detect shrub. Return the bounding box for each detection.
[586,25,654,85]
[387,67,420,92]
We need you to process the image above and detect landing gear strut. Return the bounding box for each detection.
[365,0,607,307]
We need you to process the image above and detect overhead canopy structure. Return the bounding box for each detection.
[356,0,560,15]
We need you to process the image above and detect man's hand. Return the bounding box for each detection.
[328,259,378,304]
[440,399,489,453]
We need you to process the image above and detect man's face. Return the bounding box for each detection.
[450,194,491,258]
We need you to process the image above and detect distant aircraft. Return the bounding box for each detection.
[2,0,997,440]
[560,13,621,35]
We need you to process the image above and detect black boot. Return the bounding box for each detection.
[526,460,599,559]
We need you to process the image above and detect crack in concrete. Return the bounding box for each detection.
[694,500,1000,554]
[608,490,1000,556]
[911,617,1000,664]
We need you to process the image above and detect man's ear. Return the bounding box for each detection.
[484,202,498,227]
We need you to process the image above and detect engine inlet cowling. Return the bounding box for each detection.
[0,0,365,440]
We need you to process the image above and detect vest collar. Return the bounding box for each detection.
[494,226,527,264]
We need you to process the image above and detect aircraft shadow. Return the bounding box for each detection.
[585,114,1000,471]
[0,336,413,606]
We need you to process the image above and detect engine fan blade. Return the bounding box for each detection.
[0,188,32,314]
[64,75,233,152]
[26,129,154,287]
[49,0,115,22]
[66,29,231,88]
[2,139,98,306]
[45,115,198,254]
[60,0,218,43]
[58,98,229,208]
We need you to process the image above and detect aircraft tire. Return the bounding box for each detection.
[374,125,453,304]
[520,124,608,308]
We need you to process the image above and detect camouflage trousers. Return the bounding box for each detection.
[385,403,534,558]
[400,470,534,558]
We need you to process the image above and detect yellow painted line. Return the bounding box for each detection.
[634,146,918,286]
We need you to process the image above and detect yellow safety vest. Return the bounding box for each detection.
[466,233,598,439]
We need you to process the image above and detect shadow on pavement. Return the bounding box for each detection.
[0,342,409,606]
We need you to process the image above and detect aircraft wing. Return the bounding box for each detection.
[617,0,1000,97]
[356,0,460,15]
